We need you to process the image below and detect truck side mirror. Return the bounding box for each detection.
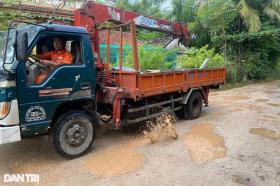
[16,32,28,61]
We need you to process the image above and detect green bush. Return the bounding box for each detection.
[123,45,177,71]
[212,30,280,82]
[176,45,226,69]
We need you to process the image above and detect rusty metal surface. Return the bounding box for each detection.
[105,29,111,71]
[110,68,226,100]
[119,28,123,71]
[130,21,140,72]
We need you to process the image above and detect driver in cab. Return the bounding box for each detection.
[35,37,73,84]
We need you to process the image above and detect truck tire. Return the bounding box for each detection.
[176,91,203,120]
[186,91,203,119]
[52,111,95,159]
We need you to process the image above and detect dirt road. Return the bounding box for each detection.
[0,81,280,186]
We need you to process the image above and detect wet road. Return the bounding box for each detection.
[0,81,280,186]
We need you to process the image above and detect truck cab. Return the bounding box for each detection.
[0,22,97,158]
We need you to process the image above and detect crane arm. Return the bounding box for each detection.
[74,2,189,46]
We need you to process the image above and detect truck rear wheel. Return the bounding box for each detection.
[52,111,95,159]
[176,91,203,120]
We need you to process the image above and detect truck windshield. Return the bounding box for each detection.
[0,32,7,69]
[1,30,17,71]
[0,25,38,72]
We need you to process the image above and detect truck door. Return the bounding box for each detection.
[16,31,95,136]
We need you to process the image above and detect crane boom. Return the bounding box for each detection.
[74,2,189,45]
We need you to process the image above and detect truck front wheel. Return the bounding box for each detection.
[52,111,95,159]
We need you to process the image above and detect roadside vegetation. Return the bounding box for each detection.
[114,0,280,83]
[1,0,280,84]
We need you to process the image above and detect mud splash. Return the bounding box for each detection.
[250,128,280,140]
[143,114,178,143]
[183,123,226,165]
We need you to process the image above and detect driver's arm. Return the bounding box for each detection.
[38,52,57,66]
[39,51,52,60]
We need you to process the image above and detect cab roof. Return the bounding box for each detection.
[41,23,89,34]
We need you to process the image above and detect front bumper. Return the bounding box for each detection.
[0,126,21,145]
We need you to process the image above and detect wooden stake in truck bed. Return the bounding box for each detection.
[0,2,226,159]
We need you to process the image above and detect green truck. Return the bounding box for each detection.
[0,2,226,159]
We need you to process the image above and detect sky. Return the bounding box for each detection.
[161,0,172,11]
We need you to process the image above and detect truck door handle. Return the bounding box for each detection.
[80,82,90,90]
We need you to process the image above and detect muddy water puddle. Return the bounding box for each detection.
[259,118,278,125]
[183,123,226,165]
[221,95,250,102]
[229,108,243,112]
[250,128,280,140]
[239,103,263,113]
[204,112,226,119]
[10,158,61,173]
[266,102,280,107]
[255,99,269,103]
[262,115,278,120]
[83,114,179,178]
[263,90,280,94]
[83,140,145,178]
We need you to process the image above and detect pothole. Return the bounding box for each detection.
[83,113,179,178]
[183,123,226,165]
[229,108,243,112]
[241,104,263,113]
[250,128,280,140]
[222,95,250,102]
[263,90,280,94]
[205,112,226,119]
[266,103,280,107]
[255,99,269,103]
[82,137,147,178]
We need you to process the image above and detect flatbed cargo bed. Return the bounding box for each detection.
[111,68,226,99]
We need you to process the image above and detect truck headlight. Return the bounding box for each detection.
[0,102,11,120]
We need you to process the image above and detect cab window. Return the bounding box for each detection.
[26,35,83,85]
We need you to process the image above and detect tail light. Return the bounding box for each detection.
[0,102,11,120]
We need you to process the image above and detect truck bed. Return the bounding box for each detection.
[112,68,226,99]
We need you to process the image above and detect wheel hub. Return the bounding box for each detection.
[66,124,87,147]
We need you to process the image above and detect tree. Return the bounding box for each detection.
[197,0,237,36]
[236,0,280,32]
[264,0,280,22]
